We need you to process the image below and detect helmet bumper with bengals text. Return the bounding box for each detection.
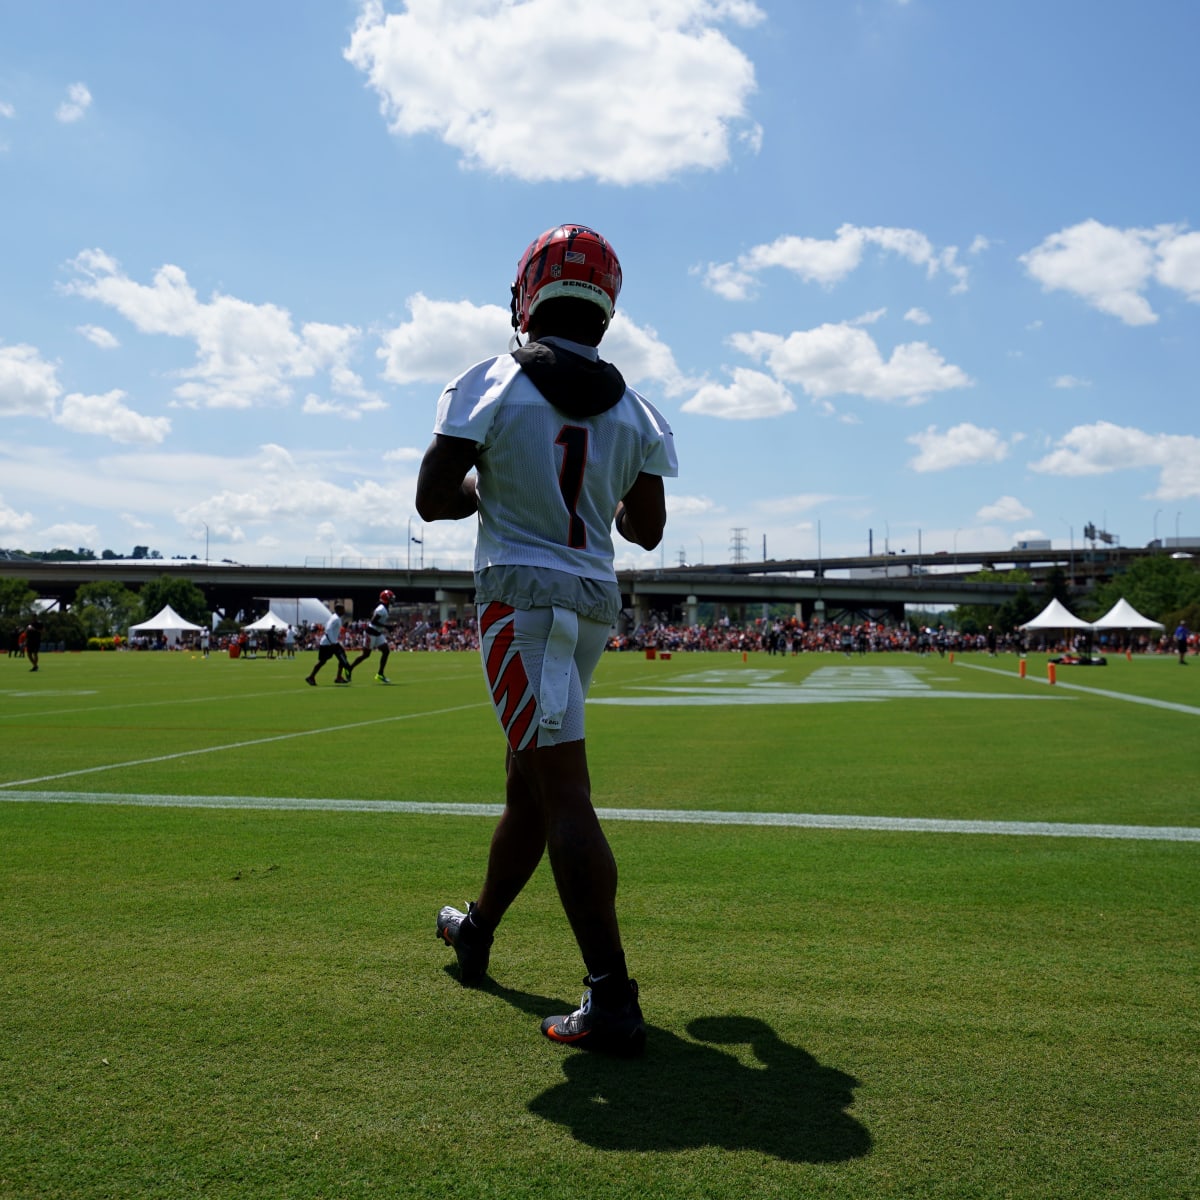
[510,224,622,334]
[379,590,395,605]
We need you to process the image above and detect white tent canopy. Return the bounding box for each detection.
[1091,597,1164,630]
[263,597,333,627]
[1018,598,1093,630]
[242,611,289,632]
[129,603,204,645]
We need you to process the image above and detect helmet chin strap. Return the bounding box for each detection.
[508,331,524,351]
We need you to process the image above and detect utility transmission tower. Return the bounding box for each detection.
[730,527,747,564]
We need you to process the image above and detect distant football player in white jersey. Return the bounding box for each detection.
[418,223,676,1057]
[304,603,352,686]
[347,589,396,684]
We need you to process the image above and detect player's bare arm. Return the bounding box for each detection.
[615,471,666,551]
[416,435,480,521]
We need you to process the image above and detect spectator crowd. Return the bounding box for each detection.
[108,611,1198,660]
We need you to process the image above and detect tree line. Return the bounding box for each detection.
[1,577,208,651]
[951,555,1200,635]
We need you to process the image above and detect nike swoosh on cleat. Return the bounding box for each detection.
[545,1026,590,1043]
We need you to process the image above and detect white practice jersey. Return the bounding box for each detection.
[434,346,677,584]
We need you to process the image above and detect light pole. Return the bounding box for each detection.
[408,517,424,570]
[411,519,424,569]
[1177,512,1183,543]
[203,522,209,562]
[698,535,705,564]
[1154,509,1162,545]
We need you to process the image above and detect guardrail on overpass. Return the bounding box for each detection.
[3,554,1032,624]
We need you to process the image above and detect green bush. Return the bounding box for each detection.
[86,637,120,651]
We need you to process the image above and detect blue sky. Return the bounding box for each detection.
[2,0,1198,571]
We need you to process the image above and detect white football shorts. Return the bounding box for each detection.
[477,601,609,751]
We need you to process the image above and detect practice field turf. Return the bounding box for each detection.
[2,648,1197,1199]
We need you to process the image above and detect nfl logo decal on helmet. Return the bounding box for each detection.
[510,224,622,333]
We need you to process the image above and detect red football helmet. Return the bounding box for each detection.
[379,589,395,604]
[510,224,622,334]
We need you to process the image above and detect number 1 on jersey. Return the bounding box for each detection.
[555,425,589,549]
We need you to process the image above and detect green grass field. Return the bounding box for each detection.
[2,647,1197,1199]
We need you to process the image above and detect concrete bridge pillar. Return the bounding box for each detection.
[629,592,652,629]
[435,589,469,624]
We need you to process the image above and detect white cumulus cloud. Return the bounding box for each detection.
[64,249,368,410]
[378,294,512,386]
[77,324,120,349]
[56,82,92,123]
[681,367,795,419]
[976,495,1033,523]
[757,493,841,515]
[907,423,1010,472]
[344,0,763,185]
[1030,421,1200,500]
[1156,230,1200,302]
[174,442,417,542]
[1020,219,1200,325]
[377,294,690,397]
[55,390,171,445]
[703,224,971,300]
[0,344,61,417]
[730,321,971,404]
[38,521,101,548]
[0,493,36,538]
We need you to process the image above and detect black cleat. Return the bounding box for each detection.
[541,978,645,1057]
[436,903,493,986]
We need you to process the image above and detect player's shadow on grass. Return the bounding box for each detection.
[486,979,871,1163]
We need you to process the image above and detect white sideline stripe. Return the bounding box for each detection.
[0,703,487,790]
[0,686,303,722]
[958,662,1200,716]
[1,789,1196,842]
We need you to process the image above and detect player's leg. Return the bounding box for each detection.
[473,747,547,924]
[486,607,621,970]
[306,644,330,683]
[505,609,642,1053]
[439,749,541,987]
[513,738,622,972]
[532,733,643,1055]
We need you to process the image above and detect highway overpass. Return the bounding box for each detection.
[2,543,1139,627]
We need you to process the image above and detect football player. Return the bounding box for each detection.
[347,589,396,683]
[418,224,677,1056]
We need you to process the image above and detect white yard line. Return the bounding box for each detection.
[0,687,307,721]
[0,703,487,790]
[1,789,1195,842]
[958,661,1200,716]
